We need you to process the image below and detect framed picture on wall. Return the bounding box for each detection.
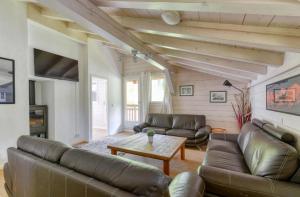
[266,74,300,116]
[0,57,15,104]
[210,91,227,103]
[179,85,194,96]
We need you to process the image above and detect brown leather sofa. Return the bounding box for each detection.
[4,135,205,197]
[198,119,300,197]
[134,113,211,146]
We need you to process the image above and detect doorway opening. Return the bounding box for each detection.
[91,76,108,140]
[124,78,140,129]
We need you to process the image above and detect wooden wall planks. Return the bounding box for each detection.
[123,58,247,133]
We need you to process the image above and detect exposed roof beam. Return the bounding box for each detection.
[41,8,74,22]
[138,33,284,66]
[94,0,300,17]
[37,0,174,93]
[67,22,90,33]
[157,48,267,75]
[180,21,300,38]
[102,42,131,55]
[28,4,87,44]
[168,57,257,80]
[28,4,114,45]
[118,16,300,53]
[174,64,250,83]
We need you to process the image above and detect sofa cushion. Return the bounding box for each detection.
[166,129,196,139]
[243,131,298,180]
[237,122,260,153]
[17,135,70,163]
[147,113,172,128]
[203,150,250,173]
[142,127,167,135]
[172,114,205,131]
[207,140,241,154]
[60,149,171,197]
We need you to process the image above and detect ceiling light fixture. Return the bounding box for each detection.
[161,11,181,26]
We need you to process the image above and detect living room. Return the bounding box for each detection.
[0,0,300,196]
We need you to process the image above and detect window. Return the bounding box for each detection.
[151,77,165,102]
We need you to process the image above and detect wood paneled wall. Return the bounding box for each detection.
[172,68,247,133]
[123,57,247,133]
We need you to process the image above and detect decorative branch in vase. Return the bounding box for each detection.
[232,89,252,129]
[223,80,252,130]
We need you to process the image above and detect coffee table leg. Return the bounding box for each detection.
[181,145,185,160]
[163,160,170,175]
[111,149,117,155]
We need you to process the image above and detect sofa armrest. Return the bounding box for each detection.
[209,133,238,142]
[195,125,211,138]
[198,165,300,197]
[3,162,12,196]
[133,122,149,133]
[169,172,205,197]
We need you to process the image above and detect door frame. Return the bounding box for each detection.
[89,75,109,141]
[123,75,141,129]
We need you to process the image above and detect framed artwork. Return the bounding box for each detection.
[266,74,300,116]
[0,57,15,104]
[179,85,194,96]
[210,91,227,103]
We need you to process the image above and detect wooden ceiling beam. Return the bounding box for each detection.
[138,33,284,66]
[174,64,250,83]
[28,4,88,44]
[94,0,300,17]
[180,21,300,38]
[117,16,300,53]
[41,8,74,22]
[37,0,175,93]
[157,48,267,75]
[168,57,257,80]
[28,4,115,45]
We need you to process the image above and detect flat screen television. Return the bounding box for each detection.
[34,49,79,82]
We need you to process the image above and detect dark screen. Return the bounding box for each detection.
[34,49,79,82]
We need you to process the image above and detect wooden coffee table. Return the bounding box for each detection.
[107,133,187,175]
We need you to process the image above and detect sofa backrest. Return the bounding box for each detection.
[17,135,70,163]
[146,113,173,128]
[172,114,205,131]
[60,149,171,196]
[6,147,136,197]
[237,122,261,154]
[243,130,298,180]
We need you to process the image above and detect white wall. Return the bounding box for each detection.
[0,0,29,166]
[250,52,300,134]
[88,39,123,136]
[28,21,89,144]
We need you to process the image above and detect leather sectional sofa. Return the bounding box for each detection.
[4,135,205,197]
[134,113,211,146]
[199,119,300,197]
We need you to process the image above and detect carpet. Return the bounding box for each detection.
[77,135,205,177]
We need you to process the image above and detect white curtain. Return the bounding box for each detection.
[140,72,151,122]
[161,76,173,114]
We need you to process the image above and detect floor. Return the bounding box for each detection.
[92,128,108,140]
[0,170,7,197]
